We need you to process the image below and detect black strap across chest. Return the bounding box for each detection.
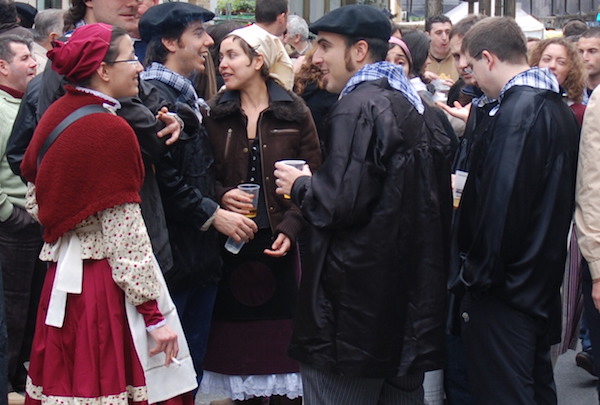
[37,104,109,168]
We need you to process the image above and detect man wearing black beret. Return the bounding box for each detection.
[139,1,258,395]
[14,2,36,28]
[274,4,452,404]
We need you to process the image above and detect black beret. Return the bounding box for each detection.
[309,5,391,41]
[139,2,215,43]
[15,2,37,29]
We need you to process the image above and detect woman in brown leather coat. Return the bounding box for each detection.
[200,24,321,404]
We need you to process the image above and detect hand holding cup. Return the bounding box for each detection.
[274,160,311,199]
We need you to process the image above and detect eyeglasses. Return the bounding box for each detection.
[107,55,140,65]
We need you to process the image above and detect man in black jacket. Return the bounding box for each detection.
[274,5,451,405]
[139,2,257,389]
[450,17,579,405]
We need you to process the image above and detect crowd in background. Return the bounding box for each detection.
[0,0,599,404]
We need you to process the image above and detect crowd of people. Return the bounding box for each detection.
[0,0,599,404]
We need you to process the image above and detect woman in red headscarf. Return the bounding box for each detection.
[20,23,196,405]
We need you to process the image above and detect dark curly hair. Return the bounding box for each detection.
[64,0,86,31]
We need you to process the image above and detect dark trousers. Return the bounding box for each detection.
[461,293,557,405]
[171,284,218,387]
[444,333,474,405]
[581,260,600,403]
[0,218,45,392]
[300,363,424,405]
[0,263,8,405]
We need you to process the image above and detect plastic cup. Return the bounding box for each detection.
[237,183,260,218]
[277,159,306,199]
[224,183,260,254]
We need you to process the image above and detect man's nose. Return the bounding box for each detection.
[313,50,323,64]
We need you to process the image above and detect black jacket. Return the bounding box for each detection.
[447,94,498,335]
[297,82,338,152]
[450,86,579,341]
[7,74,40,179]
[146,79,222,291]
[288,78,452,378]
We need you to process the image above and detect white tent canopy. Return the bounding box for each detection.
[445,2,546,39]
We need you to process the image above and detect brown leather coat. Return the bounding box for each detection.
[202,80,321,242]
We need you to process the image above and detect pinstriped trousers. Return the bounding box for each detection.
[301,364,425,405]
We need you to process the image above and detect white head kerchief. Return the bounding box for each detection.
[228,24,294,90]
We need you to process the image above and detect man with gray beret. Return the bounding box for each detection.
[274,4,451,404]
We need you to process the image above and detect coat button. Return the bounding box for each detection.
[461,312,470,323]
[263,144,267,148]
[243,147,248,153]
[269,206,274,211]
[265,176,270,180]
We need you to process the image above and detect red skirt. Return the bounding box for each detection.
[25,259,192,405]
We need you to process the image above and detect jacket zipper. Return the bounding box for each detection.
[224,128,232,160]
[270,128,298,135]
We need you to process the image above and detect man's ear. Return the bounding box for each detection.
[481,50,494,70]
[353,39,370,64]
[276,12,287,26]
[161,37,178,53]
[0,59,9,77]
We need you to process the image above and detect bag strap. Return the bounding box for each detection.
[37,104,109,168]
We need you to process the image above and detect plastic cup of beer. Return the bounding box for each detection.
[278,159,306,199]
[224,183,260,254]
[237,183,260,218]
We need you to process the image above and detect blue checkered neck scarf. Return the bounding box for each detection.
[472,93,497,109]
[340,61,425,115]
[141,62,208,112]
[486,66,559,116]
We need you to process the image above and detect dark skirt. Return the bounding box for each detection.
[203,230,300,375]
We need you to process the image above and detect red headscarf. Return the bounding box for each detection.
[48,23,113,83]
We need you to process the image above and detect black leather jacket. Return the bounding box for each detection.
[146,78,222,291]
[446,94,498,335]
[7,74,40,179]
[288,78,452,378]
[451,86,579,341]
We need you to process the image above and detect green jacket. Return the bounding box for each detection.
[0,88,27,221]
